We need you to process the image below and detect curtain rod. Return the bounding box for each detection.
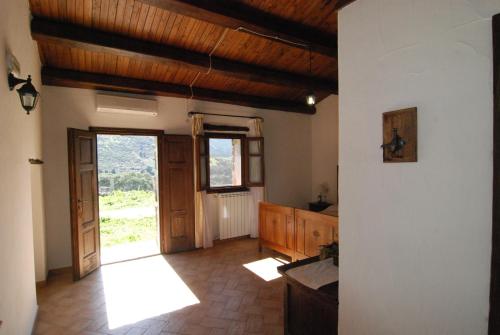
[188,111,263,121]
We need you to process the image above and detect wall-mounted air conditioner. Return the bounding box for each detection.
[96,94,158,117]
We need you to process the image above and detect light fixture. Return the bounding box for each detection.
[8,73,40,115]
[306,93,316,106]
[306,48,316,106]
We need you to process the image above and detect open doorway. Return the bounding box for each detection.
[97,133,160,264]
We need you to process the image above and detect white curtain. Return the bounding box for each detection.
[192,115,213,248]
[248,118,265,238]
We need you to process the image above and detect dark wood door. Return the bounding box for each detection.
[68,128,100,280]
[161,135,195,253]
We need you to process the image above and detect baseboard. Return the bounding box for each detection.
[47,266,72,276]
[214,235,252,245]
[30,305,39,335]
[35,280,47,289]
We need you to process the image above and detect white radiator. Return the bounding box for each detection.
[218,192,252,240]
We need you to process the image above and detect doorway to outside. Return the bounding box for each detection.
[97,133,160,264]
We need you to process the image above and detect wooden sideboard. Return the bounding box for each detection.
[278,257,339,335]
[259,202,339,260]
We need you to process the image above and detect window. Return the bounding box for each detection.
[209,137,242,188]
[246,137,265,187]
[196,133,265,193]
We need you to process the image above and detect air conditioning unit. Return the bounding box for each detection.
[96,94,158,117]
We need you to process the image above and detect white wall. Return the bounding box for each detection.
[31,166,47,283]
[0,0,43,334]
[42,87,312,269]
[338,1,500,334]
[311,95,339,203]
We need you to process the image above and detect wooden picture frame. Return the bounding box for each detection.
[382,107,418,163]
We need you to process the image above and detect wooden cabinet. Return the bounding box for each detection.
[259,202,295,257]
[259,202,338,261]
[295,209,338,260]
[278,257,339,335]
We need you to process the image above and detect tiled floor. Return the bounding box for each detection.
[34,239,286,335]
[101,240,160,265]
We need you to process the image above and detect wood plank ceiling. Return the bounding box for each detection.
[29,0,348,114]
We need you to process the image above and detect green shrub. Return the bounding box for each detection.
[100,190,156,210]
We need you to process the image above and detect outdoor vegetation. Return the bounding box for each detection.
[209,138,241,187]
[97,135,158,249]
[99,217,156,247]
[97,135,240,250]
[99,190,155,211]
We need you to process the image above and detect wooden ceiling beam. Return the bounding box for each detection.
[333,0,358,11]
[31,17,337,93]
[136,0,338,58]
[41,67,316,114]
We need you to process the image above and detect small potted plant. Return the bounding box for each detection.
[319,242,339,267]
[331,242,339,267]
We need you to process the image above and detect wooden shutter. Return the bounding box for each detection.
[246,137,265,187]
[195,135,208,191]
[161,135,195,253]
[67,128,100,280]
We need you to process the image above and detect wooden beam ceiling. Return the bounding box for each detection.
[333,0,358,11]
[31,17,337,93]
[42,67,316,114]
[136,0,338,57]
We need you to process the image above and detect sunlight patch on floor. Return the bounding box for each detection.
[243,257,289,281]
[101,255,199,329]
[101,239,160,264]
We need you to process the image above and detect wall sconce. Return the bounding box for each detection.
[8,73,39,114]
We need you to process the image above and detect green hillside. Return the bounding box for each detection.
[97,135,157,174]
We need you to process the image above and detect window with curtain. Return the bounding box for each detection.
[196,133,265,193]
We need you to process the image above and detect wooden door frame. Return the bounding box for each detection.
[88,127,168,254]
[491,13,500,335]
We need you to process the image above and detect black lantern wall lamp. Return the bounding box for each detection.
[8,72,40,114]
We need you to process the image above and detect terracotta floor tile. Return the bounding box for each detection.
[35,239,285,335]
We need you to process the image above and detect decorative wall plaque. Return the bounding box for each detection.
[381,107,417,162]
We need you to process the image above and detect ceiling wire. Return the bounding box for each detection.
[235,26,309,48]
[188,28,230,101]
[188,24,312,101]
[186,25,313,113]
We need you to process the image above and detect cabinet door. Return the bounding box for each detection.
[285,214,295,250]
[295,209,338,257]
[272,213,287,248]
[261,211,275,242]
[259,203,294,251]
[295,216,306,255]
[305,220,334,257]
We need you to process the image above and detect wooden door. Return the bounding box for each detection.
[161,135,195,253]
[68,128,100,280]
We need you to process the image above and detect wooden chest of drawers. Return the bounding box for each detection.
[278,257,339,335]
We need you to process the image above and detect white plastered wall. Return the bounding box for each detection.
[338,0,500,334]
[41,87,313,269]
[311,94,339,203]
[0,0,44,333]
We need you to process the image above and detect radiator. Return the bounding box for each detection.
[218,192,252,240]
